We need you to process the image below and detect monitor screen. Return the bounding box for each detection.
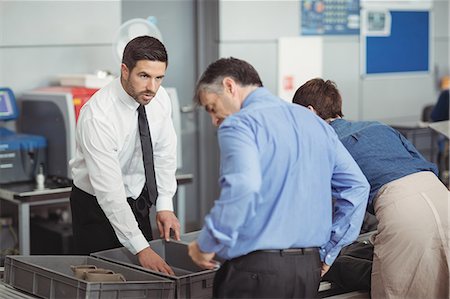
[0,88,17,120]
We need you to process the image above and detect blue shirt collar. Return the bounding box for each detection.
[329,118,350,137]
[241,87,273,108]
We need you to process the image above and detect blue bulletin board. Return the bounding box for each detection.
[365,11,429,74]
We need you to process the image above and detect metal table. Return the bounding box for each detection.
[0,180,72,256]
[385,120,438,164]
[0,173,193,256]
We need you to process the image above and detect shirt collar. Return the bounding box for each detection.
[114,77,140,111]
[329,118,349,136]
[241,87,273,108]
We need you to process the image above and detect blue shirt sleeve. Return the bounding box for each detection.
[198,118,262,253]
[321,136,370,265]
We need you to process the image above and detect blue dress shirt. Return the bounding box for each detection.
[330,119,438,211]
[197,88,369,265]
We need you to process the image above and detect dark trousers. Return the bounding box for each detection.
[213,249,321,299]
[70,184,153,254]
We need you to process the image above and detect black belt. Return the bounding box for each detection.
[257,248,318,255]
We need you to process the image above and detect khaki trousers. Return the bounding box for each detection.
[371,172,450,299]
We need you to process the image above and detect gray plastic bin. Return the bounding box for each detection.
[179,231,200,244]
[92,240,216,299]
[3,255,175,299]
[178,231,224,265]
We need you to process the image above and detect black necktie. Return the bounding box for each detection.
[137,104,158,205]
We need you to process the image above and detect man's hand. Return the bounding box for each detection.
[156,211,181,241]
[321,262,331,277]
[188,241,217,270]
[137,246,175,275]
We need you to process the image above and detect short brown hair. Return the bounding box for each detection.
[122,36,168,71]
[292,78,343,120]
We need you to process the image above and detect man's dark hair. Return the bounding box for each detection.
[292,78,343,120]
[122,36,168,71]
[194,57,263,104]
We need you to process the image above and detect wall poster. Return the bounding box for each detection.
[301,0,360,35]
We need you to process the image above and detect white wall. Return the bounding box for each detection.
[434,0,450,82]
[0,1,121,96]
[219,0,299,94]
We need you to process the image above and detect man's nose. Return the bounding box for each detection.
[146,79,156,92]
[211,114,219,127]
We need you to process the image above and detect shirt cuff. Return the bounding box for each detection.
[155,195,174,212]
[123,234,150,255]
[320,244,340,265]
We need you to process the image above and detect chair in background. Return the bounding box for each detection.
[421,104,435,122]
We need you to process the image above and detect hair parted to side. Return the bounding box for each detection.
[292,78,343,120]
[194,57,263,104]
[122,36,168,71]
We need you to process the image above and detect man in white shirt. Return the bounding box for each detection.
[70,36,180,274]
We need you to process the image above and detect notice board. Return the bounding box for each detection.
[365,10,429,74]
[301,0,360,35]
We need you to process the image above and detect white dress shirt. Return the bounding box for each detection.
[70,78,177,255]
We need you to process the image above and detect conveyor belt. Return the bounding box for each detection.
[0,278,331,298]
[0,267,35,299]
[0,264,353,299]
[323,290,370,298]
[0,283,35,299]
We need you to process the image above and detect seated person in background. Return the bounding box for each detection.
[431,88,449,122]
[293,78,450,299]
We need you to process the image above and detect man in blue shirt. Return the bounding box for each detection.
[188,58,370,298]
[293,78,449,299]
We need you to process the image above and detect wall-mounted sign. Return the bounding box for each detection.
[362,9,391,36]
[301,0,360,35]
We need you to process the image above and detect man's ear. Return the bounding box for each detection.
[307,105,318,115]
[121,63,129,79]
[222,77,235,94]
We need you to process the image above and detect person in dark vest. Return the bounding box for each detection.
[70,36,180,275]
[431,89,449,122]
[293,78,449,299]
